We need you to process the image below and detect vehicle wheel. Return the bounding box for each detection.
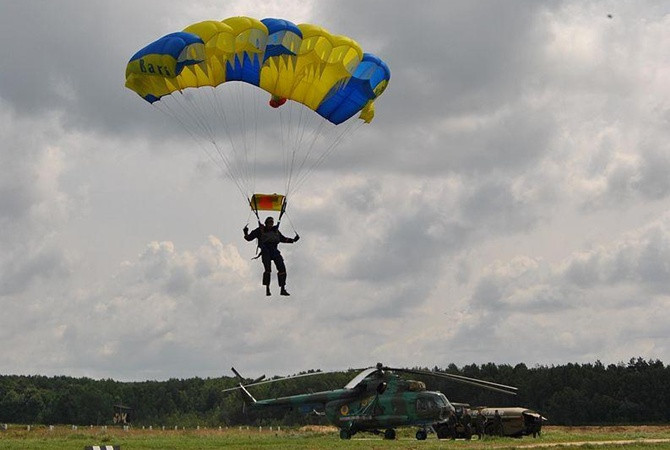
[435,424,450,439]
[384,428,396,440]
[339,429,352,440]
[416,429,428,440]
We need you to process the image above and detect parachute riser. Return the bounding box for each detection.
[248,196,262,227]
[249,193,287,228]
[277,198,287,227]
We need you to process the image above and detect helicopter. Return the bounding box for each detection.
[224,363,517,440]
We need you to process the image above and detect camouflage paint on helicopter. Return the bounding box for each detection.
[225,363,517,440]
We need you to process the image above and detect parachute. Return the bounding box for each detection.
[125,16,390,226]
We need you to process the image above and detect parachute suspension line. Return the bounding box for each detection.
[211,140,251,205]
[240,83,261,197]
[278,97,288,190]
[280,73,311,196]
[161,92,216,150]
[247,84,260,196]
[281,100,316,199]
[281,209,298,235]
[283,101,300,197]
[233,82,253,196]
[203,87,242,182]
[312,119,362,180]
[180,90,219,145]
[280,96,296,194]
[151,99,249,204]
[287,102,310,195]
[217,83,252,195]
[185,88,252,195]
[286,117,328,198]
[210,86,254,195]
[278,99,292,197]
[198,88,248,190]
[181,89,254,201]
[292,119,363,194]
[251,84,260,197]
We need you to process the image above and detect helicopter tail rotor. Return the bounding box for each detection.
[224,367,259,407]
[231,367,266,384]
[237,383,257,404]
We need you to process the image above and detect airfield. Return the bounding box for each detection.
[1,425,670,449]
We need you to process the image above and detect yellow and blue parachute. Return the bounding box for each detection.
[125,16,389,222]
[126,17,389,124]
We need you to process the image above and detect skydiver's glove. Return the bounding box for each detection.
[243,225,249,236]
[293,233,300,242]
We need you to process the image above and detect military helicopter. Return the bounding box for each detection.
[224,363,517,440]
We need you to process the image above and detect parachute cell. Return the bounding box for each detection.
[125,32,206,103]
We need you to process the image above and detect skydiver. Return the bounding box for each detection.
[243,216,299,296]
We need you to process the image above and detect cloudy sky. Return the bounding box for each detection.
[1,0,669,382]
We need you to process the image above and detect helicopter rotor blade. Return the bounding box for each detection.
[224,364,517,397]
[222,369,347,393]
[382,366,518,395]
[429,371,517,391]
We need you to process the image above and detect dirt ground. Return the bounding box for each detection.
[545,425,670,433]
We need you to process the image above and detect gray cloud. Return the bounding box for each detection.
[1,0,669,379]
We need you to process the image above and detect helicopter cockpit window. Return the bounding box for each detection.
[417,398,438,412]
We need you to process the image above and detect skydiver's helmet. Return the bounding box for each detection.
[264,216,274,227]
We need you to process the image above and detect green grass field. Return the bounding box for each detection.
[2,425,670,449]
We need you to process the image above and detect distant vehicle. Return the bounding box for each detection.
[112,404,132,425]
[473,406,546,438]
[434,402,474,439]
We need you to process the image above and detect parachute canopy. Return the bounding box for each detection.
[125,16,390,125]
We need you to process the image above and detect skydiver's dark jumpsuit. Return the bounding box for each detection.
[244,225,297,288]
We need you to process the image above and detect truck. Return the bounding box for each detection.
[473,406,546,438]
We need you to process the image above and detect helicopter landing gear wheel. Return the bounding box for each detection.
[339,428,352,440]
[416,429,428,440]
[384,428,396,440]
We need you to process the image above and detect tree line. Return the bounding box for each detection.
[0,357,668,426]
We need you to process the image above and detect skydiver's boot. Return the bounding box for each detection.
[278,272,289,296]
[263,272,271,296]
